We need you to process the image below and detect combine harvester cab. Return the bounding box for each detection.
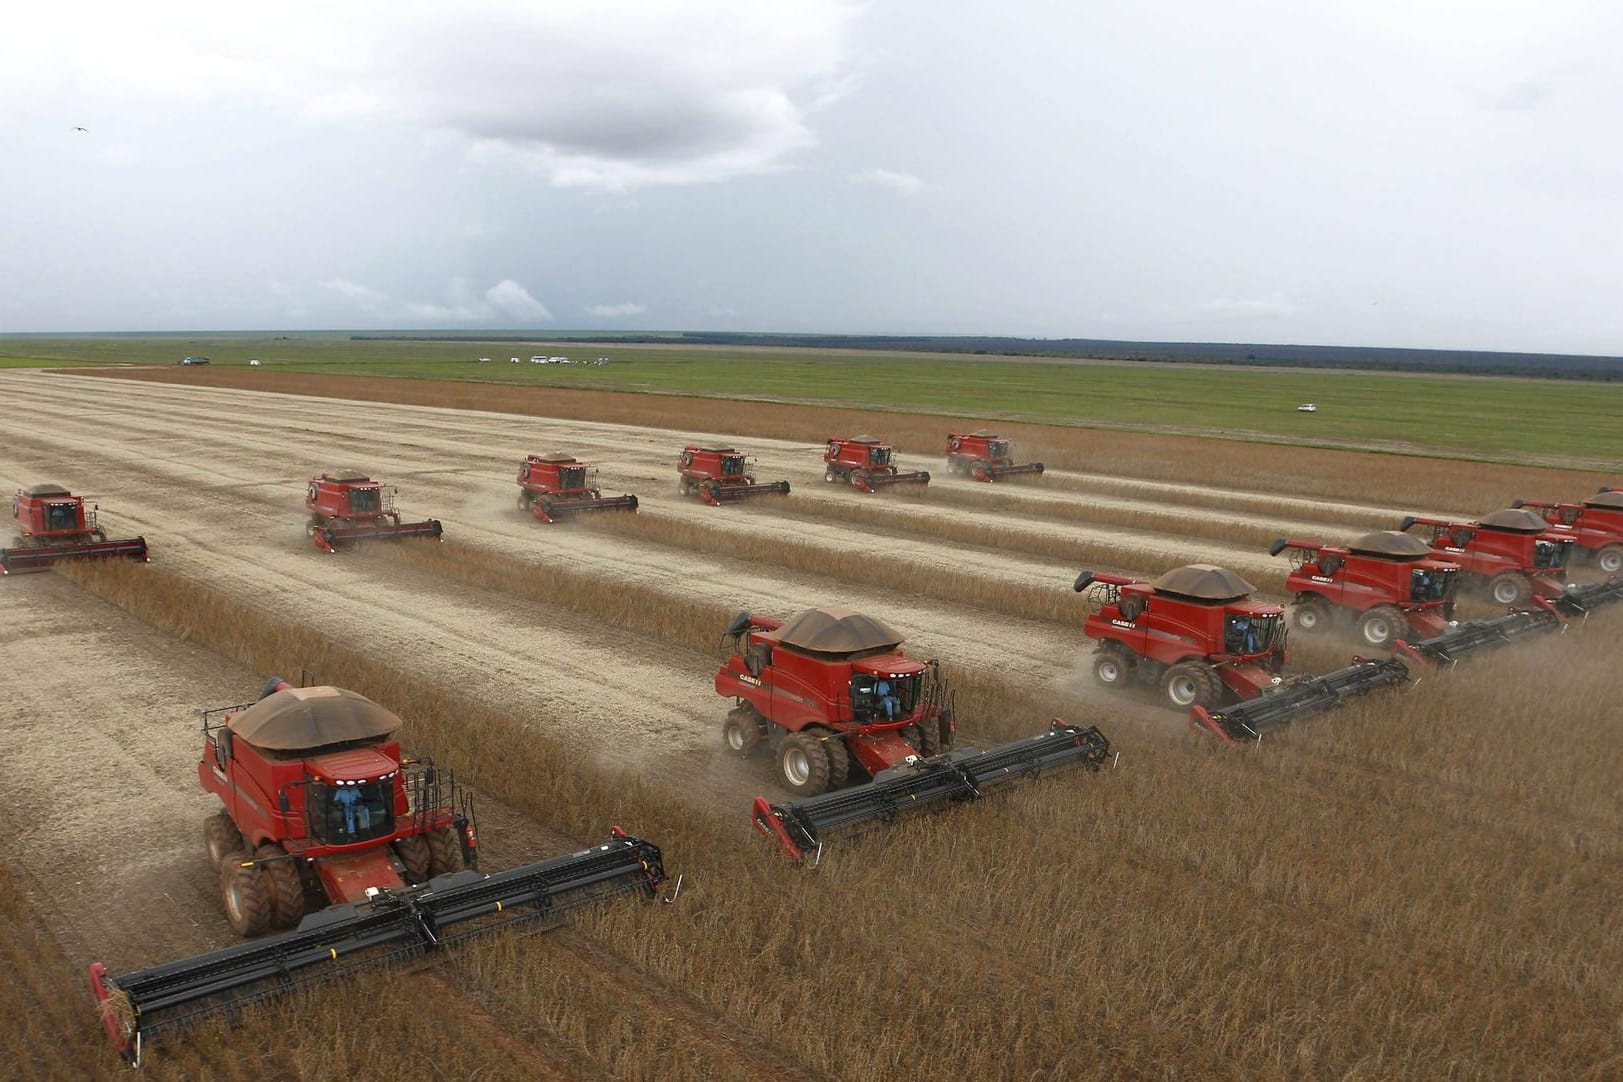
[943,430,1044,483]
[715,607,1109,858]
[823,436,930,493]
[90,678,668,1064]
[304,470,443,553]
[677,445,790,506]
[1511,490,1623,574]
[1398,509,1571,606]
[1,484,148,574]
[1270,531,1459,646]
[516,452,638,523]
[1072,565,1288,710]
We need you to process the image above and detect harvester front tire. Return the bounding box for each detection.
[1092,650,1130,688]
[255,844,306,929]
[722,705,763,758]
[1597,546,1623,574]
[824,467,838,483]
[1163,661,1221,710]
[204,812,244,867]
[1489,572,1531,607]
[427,826,465,877]
[1291,598,1331,632]
[516,492,533,511]
[220,852,273,938]
[778,732,831,796]
[395,834,432,883]
[1358,606,1407,648]
[822,732,852,788]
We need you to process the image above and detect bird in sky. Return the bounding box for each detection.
[74,126,88,133]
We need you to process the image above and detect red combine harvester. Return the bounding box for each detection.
[1398,508,1572,605]
[515,453,638,523]
[1270,531,1459,646]
[822,436,930,492]
[304,470,443,553]
[718,607,1111,859]
[1072,564,1287,709]
[677,445,791,506]
[1511,490,1623,574]
[90,678,668,1064]
[943,431,1044,482]
[2,484,148,574]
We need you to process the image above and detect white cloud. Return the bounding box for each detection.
[1,2,860,190]
[323,277,552,324]
[851,167,925,195]
[587,301,648,317]
[1195,293,1299,319]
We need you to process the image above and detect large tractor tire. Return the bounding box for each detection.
[254,843,306,929]
[777,731,831,797]
[516,491,533,511]
[219,851,273,937]
[1092,649,1131,688]
[824,467,838,483]
[394,834,432,883]
[722,704,765,758]
[821,731,852,788]
[1489,572,1532,607]
[1358,605,1408,648]
[204,812,244,867]
[1597,545,1623,575]
[427,826,465,877]
[1162,661,1222,710]
[1291,598,1331,632]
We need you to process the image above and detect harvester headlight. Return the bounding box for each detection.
[1270,676,1283,686]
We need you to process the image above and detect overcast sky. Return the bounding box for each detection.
[2,2,1620,353]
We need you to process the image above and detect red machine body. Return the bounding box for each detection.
[304,470,443,553]
[1511,490,1623,574]
[714,608,955,796]
[1399,509,1572,605]
[1271,531,1459,646]
[2,484,148,574]
[515,453,639,523]
[943,431,1044,482]
[198,679,474,936]
[677,445,791,506]
[1072,565,1287,709]
[822,436,930,492]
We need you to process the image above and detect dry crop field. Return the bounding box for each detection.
[1,366,1619,1080]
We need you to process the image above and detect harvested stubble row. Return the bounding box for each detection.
[44,554,1623,1080]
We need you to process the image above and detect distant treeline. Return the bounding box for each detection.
[353,332,1623,379]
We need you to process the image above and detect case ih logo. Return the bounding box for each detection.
[737,674,762,687]
[1311,575,1335,583]
[1111,619,1136,629]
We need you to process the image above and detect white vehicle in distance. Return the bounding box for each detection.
[478,356,491,363]
[510,357,522,363]
[1297,403,1318,413]
[249,359,261,367]
[530,355,546,363]
[549,356,569,364]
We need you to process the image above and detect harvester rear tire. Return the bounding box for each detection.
[255,844,306,929]
[427,826,465,877]
[821,732,852,788]
[1290,598,1331,632]
[220,852,273,938]
[1358,605,1407,648]
[516,492,533,511]
[778,732,831,796]
[1162,661,1221,710]
[1489,572,1531,607]
[1597,546,1623,574]
[1092,650,1130,688]
[395,834,432,883]
[722,705,764,758]
[204,812,244,867]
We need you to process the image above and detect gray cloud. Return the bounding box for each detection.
[850,168,924,195]
[321,278,552,324]
[587,302,648,317]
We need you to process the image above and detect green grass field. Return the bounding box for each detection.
[4,334,1620,466]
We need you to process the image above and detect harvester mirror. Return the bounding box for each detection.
[724,611,753,640]
[278,790,290,813]
[745,645,769,677]
[1118,593,1146,621]
[1318,553,1343,576]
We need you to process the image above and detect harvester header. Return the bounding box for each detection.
[516,452,638,523]
[305,470,443,553]
[2,484,149,574]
